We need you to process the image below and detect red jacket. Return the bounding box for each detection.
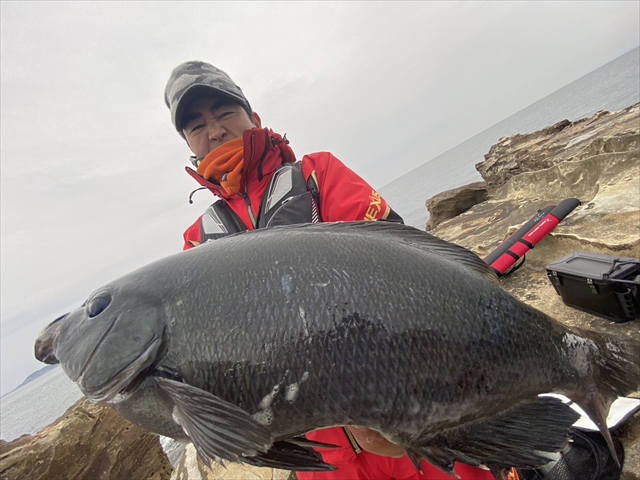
[182,127,497,480]
[299,428,498,480]
[182,127,397,248]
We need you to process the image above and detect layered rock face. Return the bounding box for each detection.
[427,103,640,478]
[427,103,639,329]
[0,398,173,480]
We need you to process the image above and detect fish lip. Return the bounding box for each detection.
[34,313,69,364]
[81,335,163,403]
[37,349,60,365]
[35,335,60,365]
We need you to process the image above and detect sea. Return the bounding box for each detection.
[1,46,638,443]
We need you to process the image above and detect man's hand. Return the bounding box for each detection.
[346,426,406,458]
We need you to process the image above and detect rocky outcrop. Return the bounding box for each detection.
[475,105,639,189]
[0,398,173,480]
[170,443,295,480]
[427,102,640,478]
[0,397,293,480]
[425,181,488,231]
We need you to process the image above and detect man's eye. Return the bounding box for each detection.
[190,124,204,133]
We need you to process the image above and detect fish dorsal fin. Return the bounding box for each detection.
[398,228,498,283]
[325,221,499,283]
[156,377,272,465]
[239,221,498,281]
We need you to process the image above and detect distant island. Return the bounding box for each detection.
[2,365,59,398]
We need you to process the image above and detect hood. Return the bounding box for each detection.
[185,128,297,201]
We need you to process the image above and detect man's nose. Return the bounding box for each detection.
[206,120,226,141]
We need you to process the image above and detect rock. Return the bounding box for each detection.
[425,181,488,231]
[476,104,639,188]
[170,443,295,480]
[0,398,172,480]
[427,102,640,477]
[430,103,640,260]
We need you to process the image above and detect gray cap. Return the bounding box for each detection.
[164,61,252,133]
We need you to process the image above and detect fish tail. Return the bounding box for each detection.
[573,330,640,463]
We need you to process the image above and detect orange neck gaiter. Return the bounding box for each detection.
[196,137,244,195]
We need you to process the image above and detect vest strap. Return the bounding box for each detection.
[198,161,318,243]
[199,201,246,243]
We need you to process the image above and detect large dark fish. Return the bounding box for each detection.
[35,222,639,478]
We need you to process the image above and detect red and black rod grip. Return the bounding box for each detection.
[485,198,581,276]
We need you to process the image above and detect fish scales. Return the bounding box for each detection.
[34,221,640,476]
[165,239,520,425]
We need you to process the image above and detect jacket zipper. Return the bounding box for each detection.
[342,427,362,455]
[241,132,257,228]
[257,128,270,182]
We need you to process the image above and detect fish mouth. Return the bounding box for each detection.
[34,313,69,364]
[81,335,163,403]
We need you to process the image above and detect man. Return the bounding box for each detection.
[164,61,498,480]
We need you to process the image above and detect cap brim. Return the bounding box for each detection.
[173,84,245,133]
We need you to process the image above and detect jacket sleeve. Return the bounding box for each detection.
[182,216,203,250]
[301,152,403,223]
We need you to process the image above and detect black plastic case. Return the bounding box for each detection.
[546,252,640,323]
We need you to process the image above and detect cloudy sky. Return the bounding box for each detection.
[1,1,639,395]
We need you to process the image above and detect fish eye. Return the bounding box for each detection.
[86,293,112,318]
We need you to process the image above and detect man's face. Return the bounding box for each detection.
[181,96,261,160]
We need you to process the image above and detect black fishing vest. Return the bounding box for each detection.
[199,162,320,243]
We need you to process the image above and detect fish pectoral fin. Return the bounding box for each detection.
[419,396,580,471]
[155,377,273,465]
[241,439,337,472]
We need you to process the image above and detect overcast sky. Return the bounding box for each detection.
[1,1,639,396]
